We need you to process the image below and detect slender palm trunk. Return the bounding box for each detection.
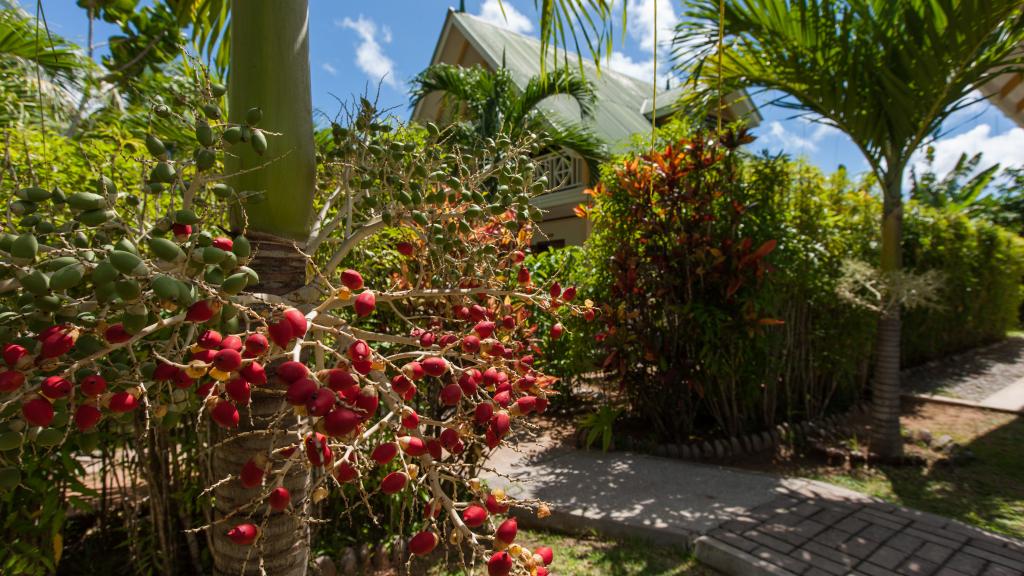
[870,172,904,460]
[211,2,316,574]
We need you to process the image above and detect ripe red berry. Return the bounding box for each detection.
[550,322,564,340]
[225,378,251,404]
[550,282,562,299]
[534,546,554,566]
[239,361,267,385]
[396,241,415,257]
[23,397,54,426]
[340,269,364,290]
[240,458,265,488]
[440,383,463,406]
[285,378,317,406]
[268,320,294,348]
[380,471,407,494]
[409,531,438,556]
[197,329,223,349]
[422,356,447,377]
[517,267,530,285]
[283,308,308,338]
[562,286,577,301]
[0,370,25,393]
[211,400,239,429]
[371,442,398,464]
[305,432,333,467]
[276,361,308,383]
[495,517,518,544]
[3,344,29,368]
[79,374,107,396]
[474,402,494,425]
[212,236,233,251]
[41,376,72,399]
[487,551,514,576]
[305,388,336,417]
[474,321,496,338]
[213,348,243,372]
[462,504,487,527]
[401,409,419,429]
[227,523,259,546]
[402,361,425,381]
[244,333,269,355]
[461,334,481,353]
[109,392,138,413]
[185,300,218,323]
[268,487,290,511]
[104,324,132,344]
[486,493,510,514]
[398,435,427,456]
[348,340,371,361]
[324,407,360,437]
[221,335,243,351]
[74,404,102,431]
[334,456,358,483]
[38,325,77,358]
[418,331,435,348]
[172,223,193,240]
[354,291,376,317]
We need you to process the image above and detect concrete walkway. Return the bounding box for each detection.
[485,442,1024,575]
[979,378,1024,412]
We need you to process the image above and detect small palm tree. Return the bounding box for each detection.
[676,0,1024,459]
[411,64,607,171]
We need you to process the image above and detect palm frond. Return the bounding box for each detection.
[514,67,597,125]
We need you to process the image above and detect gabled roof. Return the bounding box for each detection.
[412,9,761,149]
[978,44,1024,127]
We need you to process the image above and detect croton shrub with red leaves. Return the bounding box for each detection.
[0,83,592,574]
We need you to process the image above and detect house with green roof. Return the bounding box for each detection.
[412,8,761,248]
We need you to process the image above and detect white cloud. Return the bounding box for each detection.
[477,0,533,34]
[606,51,670,86]
[765,119,839,153]
[625,0,678,52]
[321,62,337,76]
[911,124,1024,181]
[338,15,399,88]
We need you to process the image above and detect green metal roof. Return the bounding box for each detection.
[441,11,760,150]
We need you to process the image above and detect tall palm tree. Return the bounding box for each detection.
[410,64,607,171]
[675,0,1024,459]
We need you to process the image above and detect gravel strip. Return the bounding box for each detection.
[902,336,1024,401]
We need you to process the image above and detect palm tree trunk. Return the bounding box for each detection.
[870,172,904,460]
[212,2,316,574]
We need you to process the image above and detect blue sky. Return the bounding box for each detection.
[32,0,1024,180]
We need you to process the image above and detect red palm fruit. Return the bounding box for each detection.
[486,493,510,514]
[109,392,138,413]
[221,335,243,351]
[276,361,308,383]
[462,504,487,528]
[398,436,427,456]
[422,357,447,377]
[171,223,192,240]
[491,412,512,437]
[283,308,307,338]
[401,409,419,429]
[354,291,376,317]
[391,374,413,395]
[268,320,294,348]
[455,306,470,320]
[536,397,549,414]
[439,333,458,346]
[474,402,494,425]
[334,459,358,483]
[239,361,267,385]
[211,400,239,429]
[324,407,360,437]
[563,286,577,301]
[3,344,29,368]
[212,236,233,251]
[227,524,259,546]
[174,371,195,389]
[186,300,218,323]
[440,383,463,406]
[474,321,496,338]
[268,487,290,511]
[285,378,317,406]
[396,241,415,257]
[469,304,488,322]
[537,567,549,576]
[409,530,438,556]
[516,396,538,414]
[380,471,407,494]
[23,398,54,426]
[104,324,132,344]
[153,362,179,381]
[325,369,356,392]
[487,551,514,576]
[305,432,332,467]
[351,359,372,374]
[550,282,562,299]
[39,326,77,358]
[402,361,425,381]
[340,269,364,290]
[74,404,102,431]
[424,499,442,518]
[402,384,417,401]
[485,427,501,449]
[458,372,479,396]
[511,250,526,263]
[0,370,24,393]
[419,331,435,348]
[225,378,251,404]
[348,340,371,361]
[240,459,265,488]
[192,348,216,364]
[337,381,361,403]
[196,381,214,398]
[500,315,514,330]
[197,329,223,349]
[371,442,398,464]
[213,348,243,372]
[305,388,336,417]
[428,438,443,459]
[355,388,379,417]
[550,323,564,340]
[41,376,72,399]
[461,334,480,353]
[534,546,554,566]
[495,517,518,544]
[493,390,511,408]
[439,428,461,450]
[482,367,500,387]
[244,333,269,355]
[517,266,530,286]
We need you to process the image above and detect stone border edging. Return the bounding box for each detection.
[693,535,799,576]
[902,392,1024,415]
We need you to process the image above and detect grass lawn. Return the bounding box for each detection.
[420,529,714,575]
[742,401,1024,540]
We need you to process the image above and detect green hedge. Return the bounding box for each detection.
[535,126,1024,441]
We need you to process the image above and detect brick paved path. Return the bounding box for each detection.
[706,484,1024,576]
